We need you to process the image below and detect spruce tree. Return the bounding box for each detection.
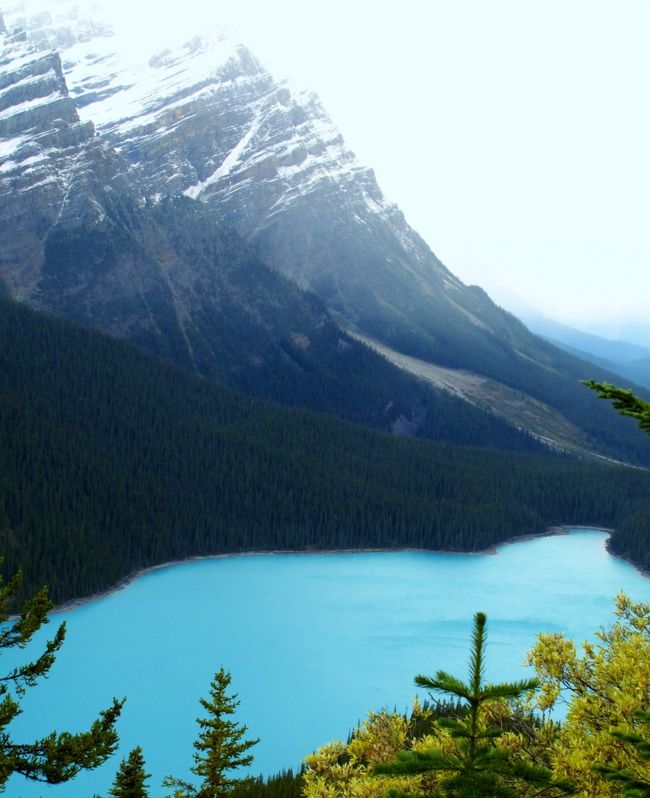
[0,566,123,790]
[109,746,150,797]
[164,667,258,798]
[376,612,574,797]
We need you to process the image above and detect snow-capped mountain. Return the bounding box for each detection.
[0,1,647,464]
[4,1,464,306]
[0,1,469,438]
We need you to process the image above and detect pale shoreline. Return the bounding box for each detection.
[51,524,619,615]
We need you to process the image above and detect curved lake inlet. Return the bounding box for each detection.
[6,529,650,797]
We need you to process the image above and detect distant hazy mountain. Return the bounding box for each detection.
[543,340,650,391]
[508,308,650,390]
[522,314,650,364]
[1,2,649,464]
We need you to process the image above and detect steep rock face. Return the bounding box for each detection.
[0,22,95,294]
[62,30,472,344]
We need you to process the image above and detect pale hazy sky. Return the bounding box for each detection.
[54,1,650,342]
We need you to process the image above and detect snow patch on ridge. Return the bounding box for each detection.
[0,88,61,119]
[0,133,29,159]
[0,66,57,98]
[184,108,264,199]
[62,31,240,135]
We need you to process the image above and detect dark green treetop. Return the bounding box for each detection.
[108,745,150,798]
[376,612,574,797]
[0,565,123,790]
[164,667,259,798]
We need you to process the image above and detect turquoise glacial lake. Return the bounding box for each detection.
[6,529,650,797]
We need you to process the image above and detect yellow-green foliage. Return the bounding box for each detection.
[347,711,408,764]
[527,592,650,796]
[302,708,427,798]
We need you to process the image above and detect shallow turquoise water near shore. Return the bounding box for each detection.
[6,529,650,797]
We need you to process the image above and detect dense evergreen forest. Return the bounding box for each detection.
[1,299,649,603]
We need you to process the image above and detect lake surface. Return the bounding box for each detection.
[6,529,650,797]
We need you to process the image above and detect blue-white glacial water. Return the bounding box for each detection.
[6,529,650,797]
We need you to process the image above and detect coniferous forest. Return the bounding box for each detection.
[1,299,649,604]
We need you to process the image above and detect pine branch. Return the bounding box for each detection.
[582,381,650,435]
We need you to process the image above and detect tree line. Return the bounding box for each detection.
[1,300,649,603]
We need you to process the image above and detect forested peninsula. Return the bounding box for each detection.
[1,300,649,604]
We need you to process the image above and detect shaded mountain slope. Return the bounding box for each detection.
[39,178,547,449]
